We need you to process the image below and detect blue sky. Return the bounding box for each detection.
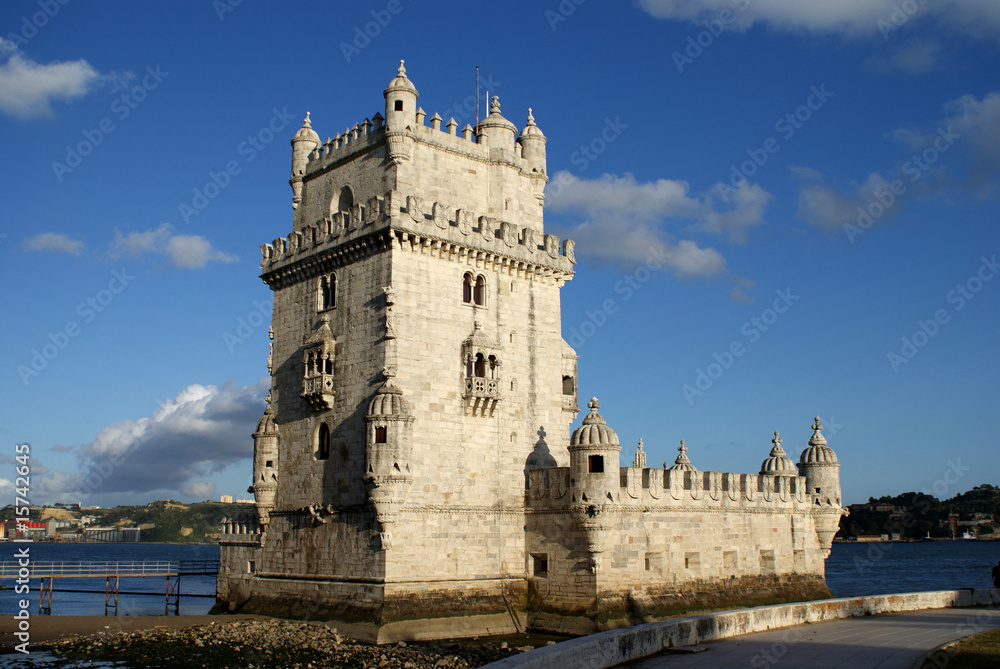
[1,0,998,508]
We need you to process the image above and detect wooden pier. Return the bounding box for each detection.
[0,560,219,615]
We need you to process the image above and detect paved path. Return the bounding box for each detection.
[622,607,1000,669]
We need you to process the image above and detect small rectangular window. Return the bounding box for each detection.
[247,560,256,574]
[394,100,403,111]
[375,427,387,443]
[759,549,775,573]
[265,461,273,468]
[684,552,700,573]
[531,553,548,577]
[644,552,663,573]
[588,455,604,473]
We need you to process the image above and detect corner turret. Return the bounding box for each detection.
[364,368,415,549]
[517,108,547,174]
[290,112,320,209]
[249,395,279,524]
[798,417,844,550]
[384,59,418,129]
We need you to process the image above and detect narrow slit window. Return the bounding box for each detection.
[474,276,486,306]
[316,424,330,460]
[463,273,473,304]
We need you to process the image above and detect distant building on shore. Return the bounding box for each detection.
[220,495,234,504]
[217,62,847,643]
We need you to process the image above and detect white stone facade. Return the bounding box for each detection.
[217,62,845,642]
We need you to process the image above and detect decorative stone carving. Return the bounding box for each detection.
[457,209,473,235]
[479,216,496,242]
[407,195,423,223]
[501,221,517,247]
[563,238,576,264]
[432,202,450,229]
[544,233,560,259]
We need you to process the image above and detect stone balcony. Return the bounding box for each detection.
[464,377,500,417]
[303,373,335,410]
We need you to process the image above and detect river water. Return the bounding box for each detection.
[2,540,998,617]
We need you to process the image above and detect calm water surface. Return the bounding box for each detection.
[0,542,219,617]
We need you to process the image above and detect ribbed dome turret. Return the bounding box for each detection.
[292,112,320,145]
[570,398,619,446]
[477,96,517,149]
[384,59,417,97]
[254,403,277,436]
[367,378,410,417]
[518,108,546,140]
[668,440,697,472]
[760,431,797,475]
[799,417,838,464]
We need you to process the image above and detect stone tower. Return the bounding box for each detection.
[222,61,579,641]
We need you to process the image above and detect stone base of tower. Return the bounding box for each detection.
[526,573,834,636]
[214,574,527,644]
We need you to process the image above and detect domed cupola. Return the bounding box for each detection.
[799,416,839,465]
[668,440,697,472]
[367,376,410,417]
[517,108,547,173]
[760,431,797,476]
[571,397,619,447]
[477,96,518,149]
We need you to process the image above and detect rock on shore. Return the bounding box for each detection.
[49,618,523,668]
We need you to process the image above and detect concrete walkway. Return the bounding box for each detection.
[621,607,1000,669]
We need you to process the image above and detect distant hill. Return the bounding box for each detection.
[839,484,999,540]
[1,500,254,543]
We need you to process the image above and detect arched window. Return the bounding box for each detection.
[318,273,336,311]
[474,353,486,378]
[337,186,354,214]
[316,424,330,460]
[562,375,575,395]
[474,276,486,306]
[463,273,473,304]
[488,355,499,379]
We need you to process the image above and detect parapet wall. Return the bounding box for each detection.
[527,467,811,509]
[482,589,1000,669]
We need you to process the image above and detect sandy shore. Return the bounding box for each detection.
[0,614,264,648]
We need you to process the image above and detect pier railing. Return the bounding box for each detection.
[0,559,219,578]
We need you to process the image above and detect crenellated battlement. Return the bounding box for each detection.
[526,466,810,509]
[261,189,576,279]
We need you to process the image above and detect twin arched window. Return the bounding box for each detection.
[318,273,336,311]
[463,273,486,306]
[466,352,499,379]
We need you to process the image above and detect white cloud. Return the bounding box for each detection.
[945,91,1000,194]
[794,169,895,233]
[40,381,267,504]
[166,234,237,268]
[108,223,236,269]
[864,39,942,75]
[0,45,101,119]
[23,232,85,255]
[638,0,1000,37]
[545,172,768,289]
[547,171,770,243]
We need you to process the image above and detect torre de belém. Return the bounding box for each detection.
[217,62,846,643]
